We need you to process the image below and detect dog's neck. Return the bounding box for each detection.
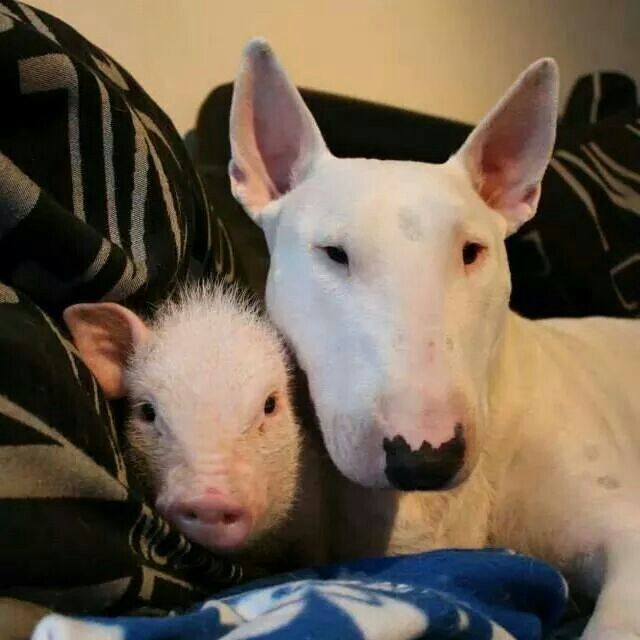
[487,311,545,464]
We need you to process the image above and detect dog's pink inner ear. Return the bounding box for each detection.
[475,125,543,213]
[252,68,310,196]
[63,303,150,399]
[460,58,559,234]
[229,40,326,215]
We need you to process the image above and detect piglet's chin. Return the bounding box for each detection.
[184,516,253,553]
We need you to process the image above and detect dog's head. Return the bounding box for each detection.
[228,39,558,490]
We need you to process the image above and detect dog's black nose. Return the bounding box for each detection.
[383,425,465,490]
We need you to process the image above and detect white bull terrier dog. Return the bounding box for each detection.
[227,39,640,638]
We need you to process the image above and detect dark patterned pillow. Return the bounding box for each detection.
[0,0,234,316]
[508,73,640,318]
[0,0,243,624]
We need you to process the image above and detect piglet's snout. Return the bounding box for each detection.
[165,490,253,552]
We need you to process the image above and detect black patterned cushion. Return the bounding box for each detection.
[508,73,640,318]
[0,0,242,622]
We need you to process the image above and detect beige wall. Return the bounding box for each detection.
[28,1,640,135]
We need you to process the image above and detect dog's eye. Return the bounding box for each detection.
[138,402,156,422]
[264,394,277,415]
[323,246,349,267]
[462,242,485,267]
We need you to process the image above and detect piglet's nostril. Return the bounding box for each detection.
[173,505,201,525]
[384,423,465,491]
[171,495,249,528]
[222,511,241,525]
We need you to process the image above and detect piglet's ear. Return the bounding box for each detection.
[229,38,328,219]
[457,58,559,235]
[63,303,150,399]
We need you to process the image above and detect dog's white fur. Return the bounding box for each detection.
[229,39,640,638]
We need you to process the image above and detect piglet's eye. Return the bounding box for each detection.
[138,402,156,422]
[264,394,277,415]
[462,242,485,267]
[323,246,349,267]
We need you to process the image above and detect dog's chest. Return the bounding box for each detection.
[333,473,491,560]
[490,317,640,571]
[387,489,491,555]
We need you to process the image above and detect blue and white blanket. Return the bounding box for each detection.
[32,550,568,640]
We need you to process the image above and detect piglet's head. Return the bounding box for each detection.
[64,285,301,554]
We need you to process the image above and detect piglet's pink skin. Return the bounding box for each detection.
[64,284,309,560]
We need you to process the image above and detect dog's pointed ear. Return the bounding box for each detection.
[63,303,150,399]
[229,38,328,221]
[456,58,559,235]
